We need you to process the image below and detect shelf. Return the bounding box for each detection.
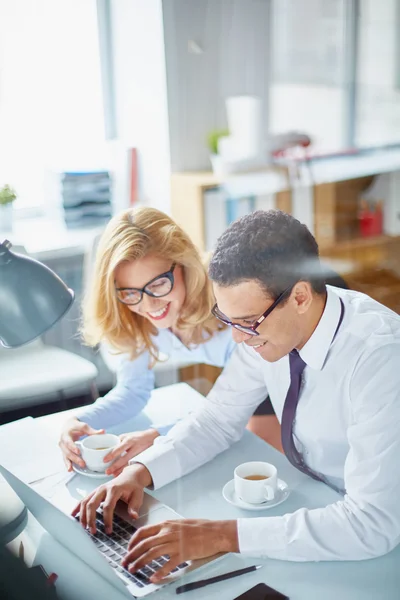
[320,234,400,254]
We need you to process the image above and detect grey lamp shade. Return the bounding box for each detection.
[0,474,27,545]
[0,240,74,348]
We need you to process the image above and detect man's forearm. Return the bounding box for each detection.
[149,429,161,442]
[216,520,240,553]
[129,463,153,488]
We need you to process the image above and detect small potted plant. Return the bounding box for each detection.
[207,129,229,176]
[0,184,17,232]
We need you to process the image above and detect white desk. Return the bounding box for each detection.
[5,383,400,600]
[3,216,102,262]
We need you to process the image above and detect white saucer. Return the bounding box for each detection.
[72,464,113,480]
[222,478,290,511]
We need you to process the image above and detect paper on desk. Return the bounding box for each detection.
[0,416,64,484]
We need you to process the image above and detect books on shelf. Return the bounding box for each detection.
[203,187,276,251]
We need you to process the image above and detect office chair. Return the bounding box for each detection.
[0,337,98,412]
[0,245,98,414]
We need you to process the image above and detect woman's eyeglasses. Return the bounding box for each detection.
[115,263,176,306]
[211,286,293,336]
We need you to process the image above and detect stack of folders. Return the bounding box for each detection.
[62,171,112,228]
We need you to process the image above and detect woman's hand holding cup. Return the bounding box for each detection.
[59,417,105,471]
[104,429,160,477]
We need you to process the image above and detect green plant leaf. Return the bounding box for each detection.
[0,184,17,205]
[206,129,229,155]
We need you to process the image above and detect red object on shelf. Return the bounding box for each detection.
[129,148,138,206]
[359,203,383,237]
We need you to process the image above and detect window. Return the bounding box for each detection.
[0,0,106,211]
[269,0,352,153]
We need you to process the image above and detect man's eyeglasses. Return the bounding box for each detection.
[211,286,293,336]
[116,263,176,306]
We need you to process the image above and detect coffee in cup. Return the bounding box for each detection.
[78,433,119,472]
[234,461,278,504]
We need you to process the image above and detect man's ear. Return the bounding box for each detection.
[292,281,313,314]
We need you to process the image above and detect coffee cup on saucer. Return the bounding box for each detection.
[234,461,278,505]
[77,433,119,473]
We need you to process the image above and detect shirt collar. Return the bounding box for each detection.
[299,286,342,371]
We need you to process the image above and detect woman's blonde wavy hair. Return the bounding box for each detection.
[82,206,225,364]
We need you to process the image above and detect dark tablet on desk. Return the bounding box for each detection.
[234,582,289,600]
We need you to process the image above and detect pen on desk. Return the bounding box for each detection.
[175,564,262,594]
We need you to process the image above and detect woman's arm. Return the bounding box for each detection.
[76,350,155,430]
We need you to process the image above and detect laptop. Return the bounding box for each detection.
[0,465,224,598]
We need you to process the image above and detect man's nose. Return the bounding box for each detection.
[232,327,254,344]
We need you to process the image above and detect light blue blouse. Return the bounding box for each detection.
[77,327,236,434]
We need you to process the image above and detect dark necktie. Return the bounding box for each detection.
[280,299,345,493]
[281,350,314,477]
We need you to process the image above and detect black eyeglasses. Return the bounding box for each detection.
[115,263,176,306]
[211,286,293,336]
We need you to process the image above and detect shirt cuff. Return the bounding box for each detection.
[238,517,288,558]
[154,423,174,437]
[130,437,181,490]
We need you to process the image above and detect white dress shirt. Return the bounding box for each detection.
[134,286,400,561]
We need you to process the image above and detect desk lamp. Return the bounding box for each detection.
[0,239,74,544]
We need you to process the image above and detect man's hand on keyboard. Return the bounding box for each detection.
[71,463,152,534]
[121,519,239,583]
[103,429,160,477]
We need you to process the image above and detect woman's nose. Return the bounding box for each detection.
[140,294,162,313]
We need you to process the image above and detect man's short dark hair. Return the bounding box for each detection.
[209,210,326,300]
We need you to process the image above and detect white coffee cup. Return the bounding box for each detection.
[234,461,278,504]
[78,433,119,473]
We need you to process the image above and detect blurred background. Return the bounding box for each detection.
[1,0,400,420]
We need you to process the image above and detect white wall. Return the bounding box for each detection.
[162,0,271,171]
[110,0,171,213]
[356,0,400,147]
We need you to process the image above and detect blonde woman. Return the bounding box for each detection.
[59,207,237,475]
[59,207,281,475]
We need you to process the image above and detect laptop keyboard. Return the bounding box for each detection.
[75,508,189,589]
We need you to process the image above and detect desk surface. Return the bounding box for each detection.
[5,383,400,600]
[3,216,102,261]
